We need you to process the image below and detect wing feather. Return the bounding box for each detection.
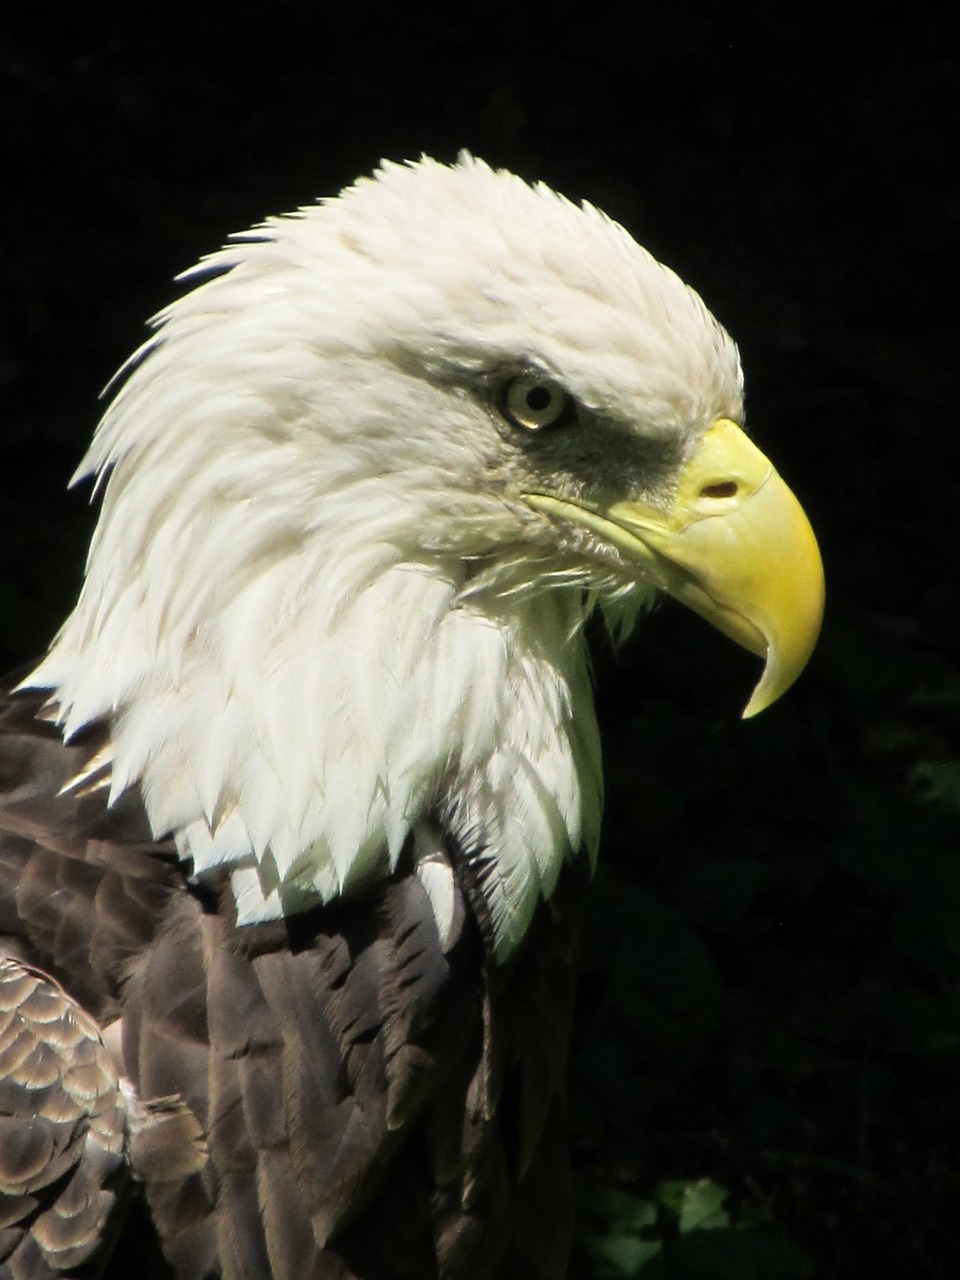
[1,682,579,1278]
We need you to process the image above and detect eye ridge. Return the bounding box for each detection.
[500,373,578,432]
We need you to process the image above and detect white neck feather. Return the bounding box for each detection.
[30,411,603,959]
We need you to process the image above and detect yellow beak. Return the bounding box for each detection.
[524,418,824,717]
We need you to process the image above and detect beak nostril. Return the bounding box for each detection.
[700,481,739,499]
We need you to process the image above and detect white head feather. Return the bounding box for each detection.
[27,155,742,958]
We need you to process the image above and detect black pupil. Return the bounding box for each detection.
[524,384,553,413]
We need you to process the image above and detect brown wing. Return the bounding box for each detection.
[0,680,579,1280]
[0,958,127,1280]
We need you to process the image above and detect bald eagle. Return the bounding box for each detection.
[0,157,822,1280]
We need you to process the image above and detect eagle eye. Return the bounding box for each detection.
[500,374,576,432]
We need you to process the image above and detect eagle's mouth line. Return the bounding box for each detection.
[521,487,764,647]
[520,490,665,573]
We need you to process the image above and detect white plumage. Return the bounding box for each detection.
[27,155,744,957]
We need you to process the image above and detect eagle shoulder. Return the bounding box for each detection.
[0,681,580,1279]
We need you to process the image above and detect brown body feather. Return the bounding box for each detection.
[0,679,579,1279]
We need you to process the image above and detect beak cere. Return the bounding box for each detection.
[524,418,825,716]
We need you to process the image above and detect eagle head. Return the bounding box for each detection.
[28,156,823,957]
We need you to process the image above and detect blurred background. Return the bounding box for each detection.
[1,2,957,1275]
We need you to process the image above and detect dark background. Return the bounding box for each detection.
[1,2,957,1276]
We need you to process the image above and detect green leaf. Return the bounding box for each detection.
[676,1180,730,1233]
